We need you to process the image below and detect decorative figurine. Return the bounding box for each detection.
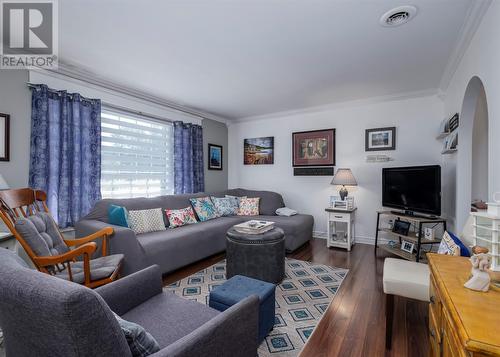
[464,246,492,292]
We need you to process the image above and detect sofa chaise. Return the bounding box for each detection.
[76,188,314,276]
[0,248,258,357]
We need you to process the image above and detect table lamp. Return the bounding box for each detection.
[0,174,9,190]
[331,168,357,200]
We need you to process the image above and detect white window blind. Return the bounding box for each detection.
[101,110,174,199]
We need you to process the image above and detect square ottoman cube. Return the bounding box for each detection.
[209,275,275,343]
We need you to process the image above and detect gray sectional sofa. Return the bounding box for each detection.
[76,188,314,276]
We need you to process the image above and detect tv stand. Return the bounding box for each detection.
[375,210,446,262]
[390,210,439,220]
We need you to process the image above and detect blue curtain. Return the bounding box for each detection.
[173,121,204,193]
[29,84,102,228]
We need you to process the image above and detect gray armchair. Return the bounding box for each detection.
[0,248,259,357]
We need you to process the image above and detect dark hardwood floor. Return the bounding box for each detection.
[162,239,429,357]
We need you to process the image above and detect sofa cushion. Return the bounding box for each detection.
[113,312,160,357]
[189,197,218,222]
[165,206,198,228]
[249,214,313,251]
[122,292,219,348]
[82,194,208,222]
[129,209,166,235]
[137,217,243,273]
[237,197,260,216]
[225,189,285,215]
[55,254,124,284]
[15,212,69,257]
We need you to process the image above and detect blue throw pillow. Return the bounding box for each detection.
[108,204,129,227]
[113,312,160,357]
[447,231,471,257]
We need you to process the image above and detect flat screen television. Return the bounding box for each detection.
[382,165,441,216]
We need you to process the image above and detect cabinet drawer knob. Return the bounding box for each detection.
[334,215,343,218]
[430,328,436,338]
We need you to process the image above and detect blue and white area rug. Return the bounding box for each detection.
[165,258,348,356]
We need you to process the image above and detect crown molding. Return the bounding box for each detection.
[231,88,439,124]
[439,0,492,92]
[31,61,229,125]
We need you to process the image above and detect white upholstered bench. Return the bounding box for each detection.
[383,258,430,349]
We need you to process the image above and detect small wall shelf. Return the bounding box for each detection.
[437,114,459,154]
[441,148,458,155]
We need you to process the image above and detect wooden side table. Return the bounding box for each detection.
[325,207,356,251]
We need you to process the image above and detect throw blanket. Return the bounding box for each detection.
[276,207,297,216]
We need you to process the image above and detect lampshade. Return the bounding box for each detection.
[0,174,9,190]
[331,168,357,186]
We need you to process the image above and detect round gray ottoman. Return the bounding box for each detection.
[226,227,285,284]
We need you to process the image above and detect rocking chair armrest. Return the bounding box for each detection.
[64,227,114,247]
[33,242,98,267]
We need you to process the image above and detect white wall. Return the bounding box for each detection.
[228,95,444,242]
[471,86,488,202]
[442,1,500,231]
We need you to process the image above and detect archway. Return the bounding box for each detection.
[456,76,489,231]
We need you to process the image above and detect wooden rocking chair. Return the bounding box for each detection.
[0,188,123,288]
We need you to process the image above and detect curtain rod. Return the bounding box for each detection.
[101,102,175,124]
[27,83,201,125]
[32,67,216,121]
[27,83,99,102]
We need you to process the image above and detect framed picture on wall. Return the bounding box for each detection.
[244,137,274,165]
[365,127,396,151]
[208,143,223,170]
[292,129,335,167]
[0,113,10,161]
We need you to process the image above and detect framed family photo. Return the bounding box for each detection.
[365,127,396,151]
[208,143,223,170]
[292,129,335,167]
[0,113,10,161]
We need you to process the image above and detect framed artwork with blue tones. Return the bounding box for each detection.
[208,143,223,170]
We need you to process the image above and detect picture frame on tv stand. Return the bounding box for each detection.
[392,219,410,236]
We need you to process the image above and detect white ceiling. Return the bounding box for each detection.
[59,0,477,120]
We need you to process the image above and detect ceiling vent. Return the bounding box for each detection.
[380,6,417,27]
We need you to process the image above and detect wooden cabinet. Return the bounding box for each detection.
[428,254,500,357]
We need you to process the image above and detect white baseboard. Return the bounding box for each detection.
[312,231,391,246]
[312,231,327,239]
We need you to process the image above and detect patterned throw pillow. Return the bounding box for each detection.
[437,231,461,256]
[113,312,160,357]
[211,196,238,216]
[237,197,260,216]
[438,231,470,257]
[166,206,198,228]
[128,208,166,235]
[189,197,218,222]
